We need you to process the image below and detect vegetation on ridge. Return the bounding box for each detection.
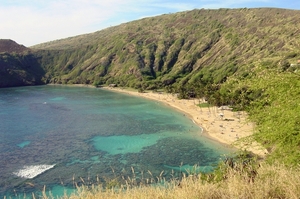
[31,8,300,89]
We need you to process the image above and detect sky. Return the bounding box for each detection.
[1,0,300,47]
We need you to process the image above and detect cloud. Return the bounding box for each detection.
[0,0,142,46]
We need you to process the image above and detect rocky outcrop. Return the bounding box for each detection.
[0,39,29,54]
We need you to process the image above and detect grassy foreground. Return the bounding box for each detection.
[45,162,300,199]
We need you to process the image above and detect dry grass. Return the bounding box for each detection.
[49,163,300,199]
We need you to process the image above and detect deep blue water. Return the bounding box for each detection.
[0,85,234,198]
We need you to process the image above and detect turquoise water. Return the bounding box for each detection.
[0,85,234,198]
[17,141,31,148]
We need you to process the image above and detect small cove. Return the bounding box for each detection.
[0,85,235,198]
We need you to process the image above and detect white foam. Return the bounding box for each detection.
[13,164,55,179]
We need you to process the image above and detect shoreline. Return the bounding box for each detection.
[101,86,268,157]
[46,84,268,157]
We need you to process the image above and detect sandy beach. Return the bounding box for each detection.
[103,87,268,157]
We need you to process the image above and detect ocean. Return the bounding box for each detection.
[0,85,234,198]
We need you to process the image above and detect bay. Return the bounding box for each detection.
[0,85,234,198]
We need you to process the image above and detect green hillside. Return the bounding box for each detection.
[31,8,300,89]
[1,8,300,165]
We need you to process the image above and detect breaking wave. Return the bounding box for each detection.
[13,164,55,179]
